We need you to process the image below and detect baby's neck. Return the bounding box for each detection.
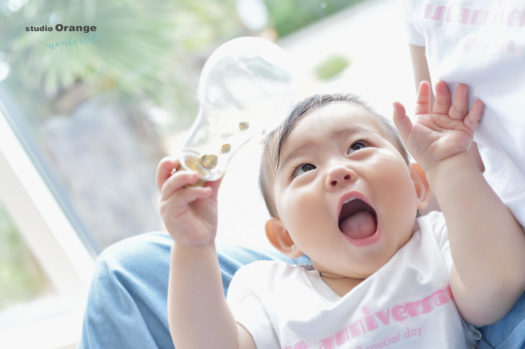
[320,272,365,297]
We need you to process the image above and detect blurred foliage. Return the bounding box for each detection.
[0,0,366,130]
[264,0,365,38]
[0,204,49,310]
[0,0,365,268]
[315,54,349,80]
[0,0,241,130]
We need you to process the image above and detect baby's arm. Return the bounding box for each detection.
[393,81,525,326]
[157,158,256,349]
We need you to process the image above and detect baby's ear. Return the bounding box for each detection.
[409,163,430,210]
[265,218,303,258]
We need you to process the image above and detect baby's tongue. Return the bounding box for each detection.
[340,211,376,239]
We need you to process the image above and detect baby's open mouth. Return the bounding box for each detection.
[338,199,378,240]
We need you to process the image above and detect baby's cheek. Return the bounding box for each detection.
[376,161,417,202]
[285,192,321,228]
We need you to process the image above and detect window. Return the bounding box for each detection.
[0,1,244,347]
[0,102,93,348]
[0,203,54,325]
[0,0,243,254]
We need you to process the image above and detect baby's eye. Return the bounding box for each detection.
[292,163,316,178]
[347,141,368,154]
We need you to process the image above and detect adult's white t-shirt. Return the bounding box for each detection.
[401,0,525,228]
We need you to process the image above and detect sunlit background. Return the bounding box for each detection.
[0,0,416,347]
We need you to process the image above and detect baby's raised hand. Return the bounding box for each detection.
[157,157,220,247]
[393,81,484,173]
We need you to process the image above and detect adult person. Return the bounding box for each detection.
[402,1,525,348]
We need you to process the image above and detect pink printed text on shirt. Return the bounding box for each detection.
[283,285,454,349]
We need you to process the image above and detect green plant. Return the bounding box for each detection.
[264,0,365,38]
[315,54,350,80]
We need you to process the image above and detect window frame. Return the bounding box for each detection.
[0,102,94,348]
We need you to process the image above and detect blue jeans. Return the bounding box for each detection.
[79,232,307,348]
[79,232,525,348]
[478,292,525,349]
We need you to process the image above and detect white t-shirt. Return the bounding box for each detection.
[227,212,474,348]
[401,0,525,228]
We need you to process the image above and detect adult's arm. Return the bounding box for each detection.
[409,44,432,90]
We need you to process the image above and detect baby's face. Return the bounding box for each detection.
[272,102,420,279]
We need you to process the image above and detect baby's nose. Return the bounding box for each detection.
[326,166,355,188]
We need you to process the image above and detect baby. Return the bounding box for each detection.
[158,81,525,348]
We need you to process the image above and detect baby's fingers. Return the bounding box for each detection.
[415,81,432,116]
[464,99,484,132]
[432,81,451,115]
[162,185,213,210]
[393,101,412,142]
[161,170,205,201]
[449,84,469,120]
[203,178,222,202]
[157,157,179,191]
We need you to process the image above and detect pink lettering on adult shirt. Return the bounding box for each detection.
[422,2,525,27]
[420,2,525,57]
